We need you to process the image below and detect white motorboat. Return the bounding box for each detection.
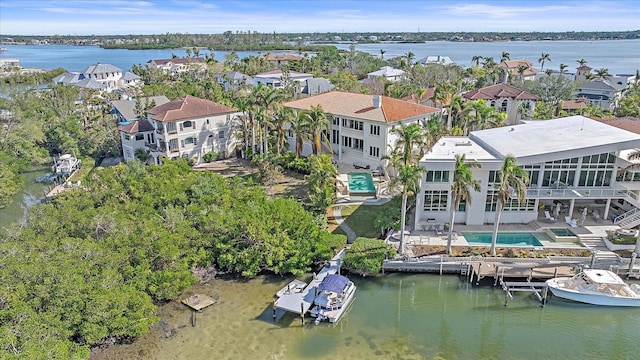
[546,269,640,307]
[310,274,356,324]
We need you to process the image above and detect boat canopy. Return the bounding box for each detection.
[583,269,626,285]
[318,274,349,293]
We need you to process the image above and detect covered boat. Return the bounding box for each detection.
[52,154,81,175]
[546,269,640,307]
[310,274,356,324]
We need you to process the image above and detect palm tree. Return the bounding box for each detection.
[594,68,611,81]
[545,69,553,77]
[389,122,427,166]
[538,52,551,71]
[307,154,338,212]
[471,55,484,67]
[559,63,568,75]
[446,154,481,254]
[380,49,386,60]
[489,156,529,255]
[388,160,425,255]
[469,100,505,131]
[289,110,311,157]
[577,58,588,67]
[254,85,285,154]
[303,104,331,155]
[516,64,529,84]
[500,51,510,63]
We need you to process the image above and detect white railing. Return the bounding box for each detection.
[524,187,640,206]
[614,208,640,227]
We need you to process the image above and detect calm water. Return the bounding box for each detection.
[0,167,49,229]
[91,273,640,360]
[2,39,639,74]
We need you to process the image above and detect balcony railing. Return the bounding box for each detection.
[525,187,627,199]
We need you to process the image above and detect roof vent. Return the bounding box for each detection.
[455,141,472,146]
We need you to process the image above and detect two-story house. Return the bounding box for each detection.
[414,116,640,231]
[367,66,406,82]
[576,80,625,111]
[111,96,170,124]
[462,84,539,126]
[118,119,156,162]
[142,96,241,164]
[497,59,539,82]
[52,63,140,91]
[283,91,440,169]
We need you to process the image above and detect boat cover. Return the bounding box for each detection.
[318,274,349,293]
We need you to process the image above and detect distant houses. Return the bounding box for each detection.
[147,57,206,73]
[498,59,539,82]
[462,83,539,125]
[577,79,626,111]
[367,66,405,82]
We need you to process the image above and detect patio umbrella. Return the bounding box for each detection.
[554,203,561,219]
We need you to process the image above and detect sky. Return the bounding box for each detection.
[0,0,638,36]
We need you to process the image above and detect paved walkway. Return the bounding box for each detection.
[332,205,357,244]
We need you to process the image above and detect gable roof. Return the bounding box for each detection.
[463,84,540,101]
[368,66,405,77]
[283,91,439,123]
[147,95,237,122]
[118,119,155,134]
[578,79,625,91]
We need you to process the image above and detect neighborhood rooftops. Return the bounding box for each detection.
[82,63,122,74]
[463,83,540,101]
[147,95,237,122]
[283,91,439,123]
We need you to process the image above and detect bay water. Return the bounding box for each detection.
[2,39,639,74]
[91,273,640,360]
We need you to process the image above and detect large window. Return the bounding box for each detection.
[369,146,380,158]
[426,170,450,183]
[332,129,340,144]
[485,190,535,211]
[370,124,380,136]
[423,190,448,211]
[577,152,615,187]
[341,119,363,131]
[353,138,364,150]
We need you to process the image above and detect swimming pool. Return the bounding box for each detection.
[462,232,544,247]
[549,228,576,237]
[347,172,376,195]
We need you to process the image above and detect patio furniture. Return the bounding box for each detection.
[565,216,578,228]
[544,210,556,223]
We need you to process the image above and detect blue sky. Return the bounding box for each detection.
[1,0,638,35]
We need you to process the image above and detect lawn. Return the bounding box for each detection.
[338,202,396,239]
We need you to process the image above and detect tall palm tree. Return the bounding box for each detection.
[538,53,551,71]
[289,110,311,157]
[302,104,331,155]
[500,52,510,63]
[254,85,285,154]
[380,49,386,60]
[469,100,505,131]
[389,122,427,166]
[577,58,588,67]
[388,160,425,255]
[489,156,529,255]
[516,64,529,84]
[446,154,481,254]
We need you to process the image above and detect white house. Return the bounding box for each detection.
[111,95,170,124]
[367,66,406,82]
[118,119,156,162]
[414,116,640,231]
[417,56,454,66]
[147,58,205,73]
[253,70,313,90]
[283,91,440,169]
[462,84,539,125]
[52,63,140,91]
[138,95,241,164]
[215,71,253,91]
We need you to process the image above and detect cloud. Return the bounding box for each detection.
[445,4,570,18]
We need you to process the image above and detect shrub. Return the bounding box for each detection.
[203,151,218,163]
[343,237,394,276]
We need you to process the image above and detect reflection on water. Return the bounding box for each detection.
[91,273,640,360]
[0,167,49,230]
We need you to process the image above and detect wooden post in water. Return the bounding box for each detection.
[439,255,443,276]
[300,303,305,325]
[191,310,196,327]
[541,286,549,307]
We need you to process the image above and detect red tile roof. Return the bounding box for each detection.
[562,99,587,110]
[284,91,439,123]
[498,59,539,77]
[264,55,302,61]
[148,95,237,122]
[596,117,640,134]
[118,119,154,133]
[463,84,540,101]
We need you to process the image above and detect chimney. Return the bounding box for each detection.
[373,95,382,108]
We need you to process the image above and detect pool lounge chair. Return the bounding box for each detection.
[544,211,556,223]
[565,216,578,228]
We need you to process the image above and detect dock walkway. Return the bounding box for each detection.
[273,248,346,323]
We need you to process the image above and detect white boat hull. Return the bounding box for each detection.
[547,277,640,307]
[310,283,356,324]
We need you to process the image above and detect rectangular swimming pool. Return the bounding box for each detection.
[462,232,544,247]
[347,172,376,195]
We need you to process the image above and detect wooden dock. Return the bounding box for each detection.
[501,281,550,306]
[467,262,577,286]
[182,294,217,312]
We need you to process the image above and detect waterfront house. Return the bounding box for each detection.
[253,70,314,96]
[576,80,625,111]
[283,91,440,169]
[144,95,241,164]
[147,57,205,74]
[497,59,539,82]
[462,84,539,126]
[111,95,170,124]
[52,63,140,92]
[118,119,156,162]
[367,66,406,82]
[416,56,454,66]
[414,116,640,231]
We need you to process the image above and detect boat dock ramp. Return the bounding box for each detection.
[273,248,345,324]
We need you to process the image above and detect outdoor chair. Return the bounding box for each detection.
[544,210,556,223]
[565,216,578,228]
